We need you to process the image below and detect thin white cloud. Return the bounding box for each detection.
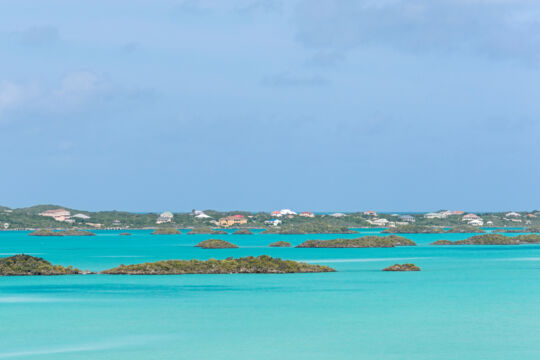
[0,82,40,119]
[0,72,109,120]
[0,82,24,114]
[51,71,108,108]
[262,72,330,87]
[293,0,540,61]
[12,25,59,46]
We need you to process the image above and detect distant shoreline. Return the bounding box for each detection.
[1,205,537,231]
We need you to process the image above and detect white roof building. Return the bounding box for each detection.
[399,215,415,222]
[157,211,174,224]
[424,212,446,219]
[195,213,211,218]
[39,208,71,222]
[279,209,297,216]
[72,213,91,220]
[506,212,521,217]
[371,218,389,226]
[265,219,282,226]
[468,219,484,226]
[330,213,346,217]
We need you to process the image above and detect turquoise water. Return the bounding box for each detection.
[1,229,540,359]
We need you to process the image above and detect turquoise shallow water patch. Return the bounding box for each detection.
[1,230,540,360]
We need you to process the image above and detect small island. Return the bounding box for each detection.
[431,240,454,245]
[151,228,181,235]
[515,234,540,243]
[494,227,540,233]
[383,263,421,271]
[100,255,335,275]
[28,229,96,236]
[0,254,83,276]
[269,241,292,247]
[296,235,416,248]
[187,227,228,235]
[262,223,357,235]
[233,229,254,235]
[431,234,540,245]
[195,239,238,249]
[383,225,444,234]
[445,225,485,233]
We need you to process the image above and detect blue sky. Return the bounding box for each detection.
[1,0,539,212]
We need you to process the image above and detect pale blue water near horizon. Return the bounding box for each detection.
[1,229,540,359]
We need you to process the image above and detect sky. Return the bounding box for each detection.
[0,0,539,212]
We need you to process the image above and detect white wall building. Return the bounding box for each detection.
[463,213,481,221]
[157,211,174,224]
[370,218,389,226]
[468,219,484,226]
[195,213,211,219]
[39,209,71,222]
[265,219,282,226]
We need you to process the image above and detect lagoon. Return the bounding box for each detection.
[1,229,540,359]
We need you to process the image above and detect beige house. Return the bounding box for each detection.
[218,215,247,227]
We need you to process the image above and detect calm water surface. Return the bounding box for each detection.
[1,229,540,359]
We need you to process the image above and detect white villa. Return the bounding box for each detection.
[399,215,415,222]
[424,212,447,219]
[72,213,91,220]
[468,219,484,226]
[370,218,389,226]
[39,208,71,222]
[462,213,481,221]
[265,219,282,226]
[156,211,174,224]
[270,209,297,217]
[192,210,210,218]
[506,212,521,217]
